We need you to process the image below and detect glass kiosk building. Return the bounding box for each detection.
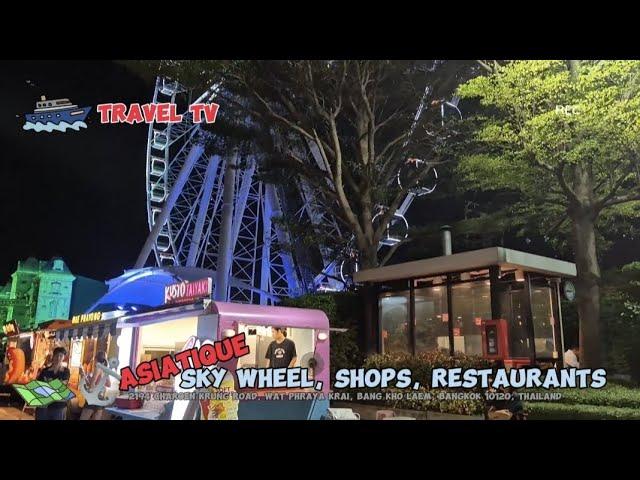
[354,247,576,366]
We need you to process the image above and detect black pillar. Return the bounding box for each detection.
[524,273,537,364]
[447,274,454,356]
[409,281,416,356]
[552,279,564,368]
[361,284,378,355]
[489,266,502,320]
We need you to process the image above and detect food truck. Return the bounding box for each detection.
[3,269,331,420]
[104,292,331,420]
[59,273,332,420]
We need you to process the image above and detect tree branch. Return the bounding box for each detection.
[374,109,401,133]
[547,215,569,235]
[601,188,640,208]
[555,162,580,204]
[380,238,412,267]
[309,131,335,184]
[378,131,410,171]
[327,115,364,240]
[249,87,316,142]
[306,61,331,121]
[477,60,495,74]
[596,164,636,210]
[284,151,339,201]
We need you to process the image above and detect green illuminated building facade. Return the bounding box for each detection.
[0,284,11,328]
[0,258,107,332]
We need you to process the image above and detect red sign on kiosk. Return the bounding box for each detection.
[164,278,212,306]
[480,319,508,360]
[480,319,532,368]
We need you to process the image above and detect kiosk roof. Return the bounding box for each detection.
[353,247,577,284]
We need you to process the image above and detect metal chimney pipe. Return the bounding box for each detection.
[440,225,452,256]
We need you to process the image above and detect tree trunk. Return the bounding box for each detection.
[571,209,602,368]
[357,236,380,355]
[358,242,379,270]
[361,284,378,355]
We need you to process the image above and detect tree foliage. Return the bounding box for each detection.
[456,60,640,367]
[217,60,477,268]
[125,60,478,271]
[457,61,640,218]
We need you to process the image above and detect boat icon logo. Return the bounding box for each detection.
[23,95,91,133]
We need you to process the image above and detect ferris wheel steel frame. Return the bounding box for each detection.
[138,77,304,304]
[137,71,455,302]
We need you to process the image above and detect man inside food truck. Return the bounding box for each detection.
[265,327,297,368]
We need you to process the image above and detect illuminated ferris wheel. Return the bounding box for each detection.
[134,75,461,300]
[135,78,305,304]
[333,92,462,285]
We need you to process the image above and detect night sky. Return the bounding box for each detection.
[0,61,153,284]
[0,60,635,288]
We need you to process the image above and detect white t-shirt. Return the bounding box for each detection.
[564,349,579,368]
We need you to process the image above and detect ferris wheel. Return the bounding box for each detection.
[332,90,462,285]
[134,75,461,300]
[135,77,306,304]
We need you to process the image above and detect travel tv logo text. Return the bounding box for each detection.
[96,102,220,124]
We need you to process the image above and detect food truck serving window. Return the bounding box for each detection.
[135,316,199,390]
[236,324,316,377]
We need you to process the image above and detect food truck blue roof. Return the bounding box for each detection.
[353,247,577,283]
[85,266,279,314]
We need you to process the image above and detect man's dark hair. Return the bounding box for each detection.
[272,327,288,337]
[53,346,67,357]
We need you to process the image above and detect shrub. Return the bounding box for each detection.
[523,383,640,409]
[350,351,493,415]
[526,402,640,420]
[523,382,640,419]
[364,350,492,386]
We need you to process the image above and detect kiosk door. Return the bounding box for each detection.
[497,284,532,360]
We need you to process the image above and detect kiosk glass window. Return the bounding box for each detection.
[531,285,556,358]
[414,286,449,353]
[136,316,198,389]
[499,286,531,358]
[451,280,491,356]
[379,292,410,354]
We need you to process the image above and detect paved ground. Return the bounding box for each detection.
[331,402,484,420]
[0,407,34,420]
